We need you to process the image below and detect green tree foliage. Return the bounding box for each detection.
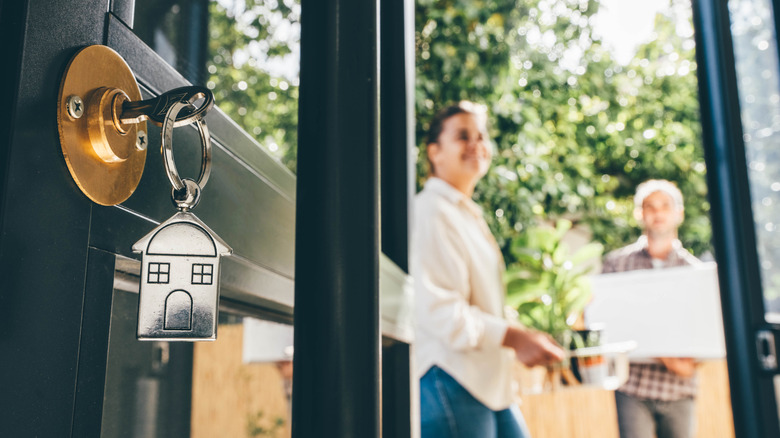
[207,0,300,172]
[415,0,711,263]
[206,0,711,263]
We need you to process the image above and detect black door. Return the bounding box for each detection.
[0,1,414,437]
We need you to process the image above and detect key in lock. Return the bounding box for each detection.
[119,85,214,127]
[57,47,231,340]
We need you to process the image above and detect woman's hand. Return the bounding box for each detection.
[659,357,697,378]
[503,324,565,367]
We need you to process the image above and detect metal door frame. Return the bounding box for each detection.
[693,0,780,436]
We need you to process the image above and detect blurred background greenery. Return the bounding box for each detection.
[207,0,301,172]
[414,0,710,265]
[204,0,711,267]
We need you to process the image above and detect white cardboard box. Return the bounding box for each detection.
[585,262,726,359]
[241,318,294,363]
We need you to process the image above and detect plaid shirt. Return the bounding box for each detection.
[602,236,701,401]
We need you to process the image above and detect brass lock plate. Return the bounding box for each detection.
[57,45,148,206]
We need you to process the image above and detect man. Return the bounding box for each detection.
[602,179,701,438]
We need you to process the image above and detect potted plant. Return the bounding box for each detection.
[570,326,608,385]
[504,219,603,388]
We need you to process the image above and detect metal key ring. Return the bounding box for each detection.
[161,99,211,193]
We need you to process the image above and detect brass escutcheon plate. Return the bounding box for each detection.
[57,45,147,206]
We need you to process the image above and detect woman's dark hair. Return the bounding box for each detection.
[427,104,472,145]
[425,101,487,175]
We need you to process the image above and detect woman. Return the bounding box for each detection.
[412,102,564,437]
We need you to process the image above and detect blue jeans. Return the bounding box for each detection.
[420,366,531,438]
[615,391,695,438]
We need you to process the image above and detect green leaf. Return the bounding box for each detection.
[555,219,573,239]
[505,281,546,307]
[569,242,605,265]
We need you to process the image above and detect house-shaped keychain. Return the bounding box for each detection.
[133,211,232,341]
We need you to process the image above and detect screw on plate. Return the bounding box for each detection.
[136,130,148,151]
[66,95,84,119]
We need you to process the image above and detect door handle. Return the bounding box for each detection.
[757,329,778,371]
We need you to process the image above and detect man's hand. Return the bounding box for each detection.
[659,357,696,378]
[503,324,565,367]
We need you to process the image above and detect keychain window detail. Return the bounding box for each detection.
[147,262,170,284]
[191,264,214,285]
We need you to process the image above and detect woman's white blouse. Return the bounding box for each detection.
[411,177,515,410]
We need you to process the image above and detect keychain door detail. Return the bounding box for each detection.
[132,93,232,341]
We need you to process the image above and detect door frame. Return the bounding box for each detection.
[693,0,780,436]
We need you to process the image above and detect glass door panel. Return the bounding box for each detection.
[728,0,780,322]
[133,0,300,173]
[102,265,293,438]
